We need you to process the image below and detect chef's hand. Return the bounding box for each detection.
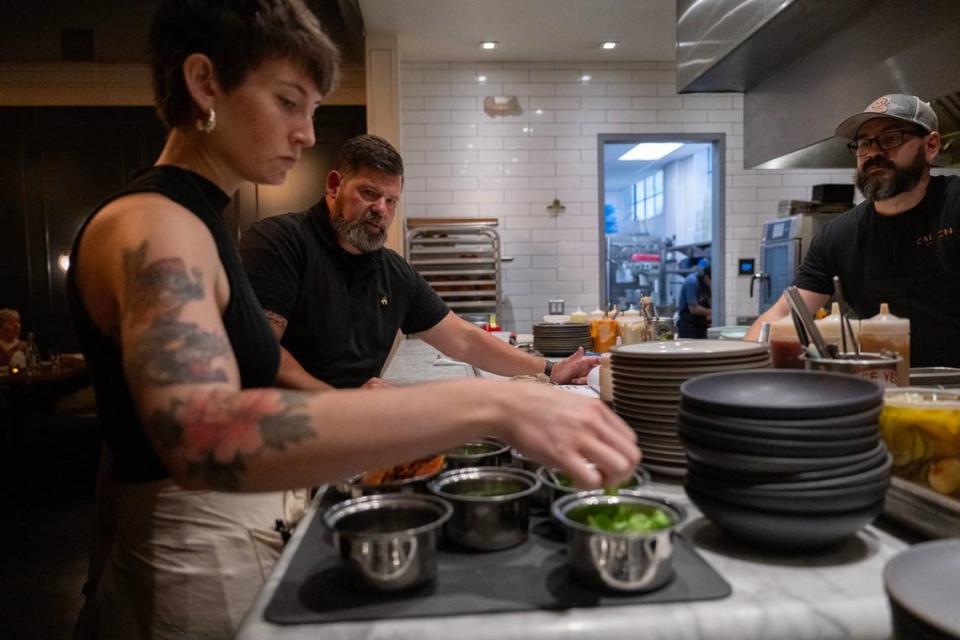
[361,377,394,390]
[491,382,640,488]
[549,347,599,385]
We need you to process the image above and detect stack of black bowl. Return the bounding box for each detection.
[678,370,892,550]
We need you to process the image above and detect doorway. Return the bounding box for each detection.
[597,133,725,326]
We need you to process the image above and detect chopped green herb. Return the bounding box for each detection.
[568,503,672,533]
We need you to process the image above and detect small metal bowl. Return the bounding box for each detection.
[552,491,685,592]
[536,465,651,506]
[323,494,452,592]
[428,466,540,551]
[443,437,511,469]
[335,464,445,500]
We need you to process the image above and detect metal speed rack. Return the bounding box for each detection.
[405,219,502,323]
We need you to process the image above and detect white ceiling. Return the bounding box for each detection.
[358,0,677,62]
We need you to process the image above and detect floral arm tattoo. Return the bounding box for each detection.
[122,241,313,490]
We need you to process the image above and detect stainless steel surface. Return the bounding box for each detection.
[536,466,650,506]
[322,494,452,592]
[743,1,960,169]
[910,367,960,389]
[883,476,960,539]
[442,437,510,470]
[786,286,828,358]
[428,466,540,551]
[804,352,901,388]
[405,224,502,322]
[675,0,870,94]
[551,490,685,592]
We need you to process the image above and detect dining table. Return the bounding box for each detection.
[235,338,918,640]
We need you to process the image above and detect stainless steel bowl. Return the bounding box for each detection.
[443,438,510,469]
[334,464,445,500]
[428,466,540,551]
[510,448,542,473]
[552,491,685,592]
[323,494,452,592]
[536,465,651,506]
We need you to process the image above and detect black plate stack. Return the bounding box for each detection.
[678,370,891,550]
[532,323,592,357]
[609,340,772,478]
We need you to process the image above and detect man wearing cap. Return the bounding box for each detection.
[746,94,960,367]
[676,258,711,339]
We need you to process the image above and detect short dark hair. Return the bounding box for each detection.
[335,135,405,180]
[149,0,340,129]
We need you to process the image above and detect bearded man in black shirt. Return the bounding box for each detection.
[745,94,960,368]
[241,135,597,389]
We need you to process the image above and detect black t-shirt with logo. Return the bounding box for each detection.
[240,199,449,388]
[794,175,960,319]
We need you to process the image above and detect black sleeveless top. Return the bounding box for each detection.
[67,166,280,483]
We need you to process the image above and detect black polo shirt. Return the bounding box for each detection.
[240,199,449,388]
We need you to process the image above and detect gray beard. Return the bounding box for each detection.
[330,210,388,253]
[855,146,927,202]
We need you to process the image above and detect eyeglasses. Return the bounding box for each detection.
[846,130,921,157]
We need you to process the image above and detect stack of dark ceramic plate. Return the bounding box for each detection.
[678,370,891,550]
[885,539,960,640]
[609,340,771,478]
[532,323,592,357]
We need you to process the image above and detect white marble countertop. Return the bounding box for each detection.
[236,339,909,640]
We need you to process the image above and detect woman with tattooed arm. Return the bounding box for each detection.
[66,1,639,638]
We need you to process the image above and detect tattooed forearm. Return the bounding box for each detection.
[146,389,314,491]
[127,319,230,386]
[123,241,203,322]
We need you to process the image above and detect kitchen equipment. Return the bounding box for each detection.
[880,388,960,496]
[804,352,902,388]
[532,322,592,356]
[859,303,910,386]
[322,494,452,592]
[536,465,650,506]
[910,367,960,388]
[428,466,540,550]
[752,214,837,314]
[884,539,960,639]
[442,438,510,469]
[405,222,502,324]
[785,286,829,359]
[551,491,685,592]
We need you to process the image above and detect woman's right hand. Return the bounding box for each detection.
[487,381,640,489]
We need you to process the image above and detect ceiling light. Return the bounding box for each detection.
[602,42,617,50]
[535,109,543,115]
[481,41,498,50]
[618,142,683,161]
[477,75,487,83]
[580,74,591,82]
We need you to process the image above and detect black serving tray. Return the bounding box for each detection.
[264,497,731,625]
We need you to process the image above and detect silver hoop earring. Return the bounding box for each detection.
[196,108,216,133]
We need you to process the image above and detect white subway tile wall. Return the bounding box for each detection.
[400,61,854,331]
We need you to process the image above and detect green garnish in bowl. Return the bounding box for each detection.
[568,503,673,533]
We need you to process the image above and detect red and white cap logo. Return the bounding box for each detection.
[867,97,890,113]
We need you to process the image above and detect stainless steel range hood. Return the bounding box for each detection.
[676,0,960,169]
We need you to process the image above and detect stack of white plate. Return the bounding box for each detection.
[532,323,592,357]
[610,340,772,478]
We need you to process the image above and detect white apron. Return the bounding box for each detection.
[96,480,308,640]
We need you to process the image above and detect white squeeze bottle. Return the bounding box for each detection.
[815,302,860,354]
[859,303,910,387]
[569,307,589,324]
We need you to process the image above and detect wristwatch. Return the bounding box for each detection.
[543,360,554,379]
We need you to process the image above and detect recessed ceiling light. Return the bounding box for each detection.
[580,74,591,82]
[602,42,617,50]
[618,142,683,161]
[481,41,497,50]
[535,109,543,115]
[477,75,487,83]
